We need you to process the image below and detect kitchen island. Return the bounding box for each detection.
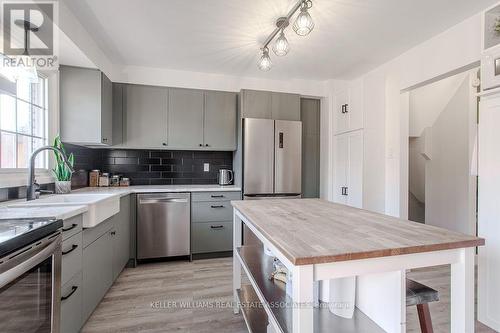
[232,199,484,333]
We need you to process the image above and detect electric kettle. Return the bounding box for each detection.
[218,169,234,186]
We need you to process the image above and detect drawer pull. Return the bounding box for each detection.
[211,195,224,198]
[61,286,78,301]
[62,244,78,256]
[210,225,224,229]
[62,223,78,232]
[210,205,224,208]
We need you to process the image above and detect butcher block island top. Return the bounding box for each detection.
[231,198,484,266]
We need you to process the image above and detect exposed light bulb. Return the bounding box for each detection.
[293,4,314,36]
[258,48,272,71]
[273,30,290,56]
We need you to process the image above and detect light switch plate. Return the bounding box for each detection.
[203,163,210,172]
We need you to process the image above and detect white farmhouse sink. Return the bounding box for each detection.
[9,193,120,228]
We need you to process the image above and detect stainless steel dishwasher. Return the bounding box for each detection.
[137,193,190,259]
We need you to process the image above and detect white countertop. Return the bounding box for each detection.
[0,185,241,222]
[0,205,88,220]
[73,184,241,196]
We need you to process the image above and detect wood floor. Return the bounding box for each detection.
[82,258,498,333]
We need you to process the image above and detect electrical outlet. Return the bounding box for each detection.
[203,163,210,172]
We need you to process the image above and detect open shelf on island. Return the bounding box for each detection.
[236,245,385,333]
[237,285,269,333]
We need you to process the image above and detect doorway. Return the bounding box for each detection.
[406,69,477,235]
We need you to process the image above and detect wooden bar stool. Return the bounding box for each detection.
[406,278,439,333]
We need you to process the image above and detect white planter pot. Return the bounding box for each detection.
[55,180,71,194]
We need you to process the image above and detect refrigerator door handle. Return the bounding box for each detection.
[279,132,284,149]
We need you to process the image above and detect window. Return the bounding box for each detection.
[0,75,48,169]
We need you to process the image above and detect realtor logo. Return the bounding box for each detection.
[3,2,53,56]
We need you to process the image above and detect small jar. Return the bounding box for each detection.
[110,175,120,187]
[119,177,130,187]
[89,170,100,187]
[99,173,110,187]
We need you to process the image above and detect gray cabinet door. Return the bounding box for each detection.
[82,231,113,321]
[204,91,237,150]
[60,66,103,145]
[112,83,123,145]
[241,89,272,119]
[112,195,131,280]
[167,88,204,148]
[271,92,300,121]
[100,72,113,145]
[123,84,168,148]
[60,272,83,333]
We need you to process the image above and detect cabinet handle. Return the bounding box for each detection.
[341,187,349,196]
[62,224,78,232]
[110,231,116,236]
[210,205,224,208]
[211,195,224,198]
[199,144,203,147]
[205,144,210,147]
[162,143,167,146]
[61,286,78,301]
[102,138,108,142]
[210,225,224,229]
[62,244,78,256]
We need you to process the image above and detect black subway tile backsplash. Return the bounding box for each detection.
[64,144,233,186]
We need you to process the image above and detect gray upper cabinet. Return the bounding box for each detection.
[118,84,237,150]
[167,88,204,148]
[240,89,300,121]
[112,83,124,145]
[60,66,114,146]
[241,89,272,119]
[203,91,237,150]
[123,84,168,148]
[271,92,300,121]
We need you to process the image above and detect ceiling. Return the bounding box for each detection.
[63,0,497,80]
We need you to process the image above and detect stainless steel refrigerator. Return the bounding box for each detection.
[243,118,302,199]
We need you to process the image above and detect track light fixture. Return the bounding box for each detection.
[257,0,314,71]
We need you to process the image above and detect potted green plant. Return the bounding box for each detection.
[52,135,74,194]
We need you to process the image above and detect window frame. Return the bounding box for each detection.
[0,70,58,188]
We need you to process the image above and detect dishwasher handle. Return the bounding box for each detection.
[139,198,189,204]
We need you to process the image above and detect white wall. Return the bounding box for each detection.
[409,72,469,137]
[345,13,484,216]
[424,75,476,234]
[408,137,426,203]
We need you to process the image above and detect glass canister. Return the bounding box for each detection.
[119,177,130,187]
[110,175,120,187]
[99,173,110,187]
[89,170,100,187]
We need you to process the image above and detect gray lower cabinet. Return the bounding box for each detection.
[203,91,237,150]
[82,228,114,320]
[192,222,233,253]
[61,272,83,333]
[80,195,132,325]
[123,84,168,148]
[60,214,83,332]
[61,231,82,285]
[167,88,205,148]
[112,195,131,280]
[191,191,241,254]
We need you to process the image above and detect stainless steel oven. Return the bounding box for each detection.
[0,231,62,333]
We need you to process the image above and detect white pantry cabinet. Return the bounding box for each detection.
[477,94,500,332]
[333,79,364,134]
[333,130,363,208]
